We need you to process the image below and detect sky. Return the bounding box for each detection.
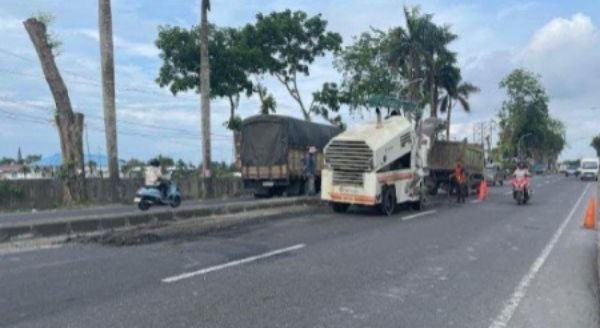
[0,0,599,164]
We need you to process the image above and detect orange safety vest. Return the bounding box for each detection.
[454,166,466,184]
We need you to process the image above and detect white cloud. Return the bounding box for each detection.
[73,29,158,58]
[497,2,538,20]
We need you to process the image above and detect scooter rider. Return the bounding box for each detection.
[146,159,167,199]
[512,161,531,196]
[513,161,530,179]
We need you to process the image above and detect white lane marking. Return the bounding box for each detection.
[162,244,306,283]
[402,210,436,221]
[488,183,590,328]
[0,243,62,256]
[471,199,481,204]
[504,191,512,195]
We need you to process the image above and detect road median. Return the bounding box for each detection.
[0,197,320,243]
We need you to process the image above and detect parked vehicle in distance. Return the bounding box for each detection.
[565,164,578,177]
[579,157,599,181]
[532,163,545,175]
[426,139,484,195]
[484,163,504,186]
[240,115,340,198]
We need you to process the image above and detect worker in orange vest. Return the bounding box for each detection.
[453,160,467,203]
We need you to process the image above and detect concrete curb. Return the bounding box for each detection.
[0,197,320,243]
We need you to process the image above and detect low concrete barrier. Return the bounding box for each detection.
[0,197,319,242]
[0,175,245,211]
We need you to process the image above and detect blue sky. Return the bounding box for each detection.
[0,0,599,163]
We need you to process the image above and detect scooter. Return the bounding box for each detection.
[512,176,530,205]
[134,179,182,211]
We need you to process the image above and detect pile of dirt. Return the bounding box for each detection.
[66,226,165,247]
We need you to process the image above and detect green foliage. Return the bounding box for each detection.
[497,69,565,161]
[311,82,346,127]
[121,158,145,175]
[334,30,401,113]
[248,10,343,120]
[591,135,600,157]
[0,157,15,165]
[156,25,252,129]
[24,154,41,164]
[386,6,458,117]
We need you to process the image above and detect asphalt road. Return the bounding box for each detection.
[0,175,597,328]
[0,196,252,226]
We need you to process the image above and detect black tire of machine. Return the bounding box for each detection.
[331,202,350,213]
[380,185,397,216]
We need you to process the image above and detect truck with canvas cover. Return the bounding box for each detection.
[426,140,484,195]
[321,113,430,216]
[240,115,340,197]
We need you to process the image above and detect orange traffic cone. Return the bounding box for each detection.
[583,198,596,230]
[478,181,487,201]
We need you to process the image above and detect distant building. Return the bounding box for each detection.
[31,153,126,178]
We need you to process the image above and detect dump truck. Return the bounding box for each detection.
[321,114,430,215]
[425,140,485,195]
[240,115,340,197]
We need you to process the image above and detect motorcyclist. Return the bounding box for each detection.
[145,159,167,198]
[513,162,530,179]
[512,162,531,197]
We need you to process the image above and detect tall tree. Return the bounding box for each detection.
[592,135,600,157]
[200,0,211,177]
[156,25,253,130]
[438,60,479,140]
[17,147,23,164]
[386,6,457,117]
[497,69,565,162]
[250,10,343,120]
[98,0,120,200]
[334,30,401,113]
[24,17,87,204]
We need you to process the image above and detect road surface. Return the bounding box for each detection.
[0,175,597,327]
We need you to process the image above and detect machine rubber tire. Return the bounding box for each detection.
[170,196,181,208]
[379,186,397,216]
[138,201,150,211]
[331,202,350,213]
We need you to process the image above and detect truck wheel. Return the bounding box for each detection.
[379,186,397,216]
[331,202,350,213]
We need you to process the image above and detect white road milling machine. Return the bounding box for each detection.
[321,112,432,215]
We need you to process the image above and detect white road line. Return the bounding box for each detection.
[471,199,482,204]
[162,244,306,283]
[504,191,512,195]
[488,183,590,328]
[402,210,436,221]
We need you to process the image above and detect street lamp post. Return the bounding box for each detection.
[517,133,532,161]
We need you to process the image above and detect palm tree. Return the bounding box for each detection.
[439,76,480,140]
[386,6,457,118]
[200,0,211,177]
[99,0,120,199]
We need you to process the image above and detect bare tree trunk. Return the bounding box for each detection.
[99,0,120,201]
[200,0,212,177]
[24,18,87,205]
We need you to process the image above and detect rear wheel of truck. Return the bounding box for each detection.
[331,202,350,213]
[379,186,397,216]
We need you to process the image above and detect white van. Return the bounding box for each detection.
[579,157,599,181]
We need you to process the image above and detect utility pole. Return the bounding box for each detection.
[200,0,212,177]
[99,0,120,199]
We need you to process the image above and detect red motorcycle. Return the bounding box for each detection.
[512,176,530,205]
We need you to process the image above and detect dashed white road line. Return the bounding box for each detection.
[162,243,306,283]
[471,199,482,204]
[488,183,590,328]
[402,210,437,221]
